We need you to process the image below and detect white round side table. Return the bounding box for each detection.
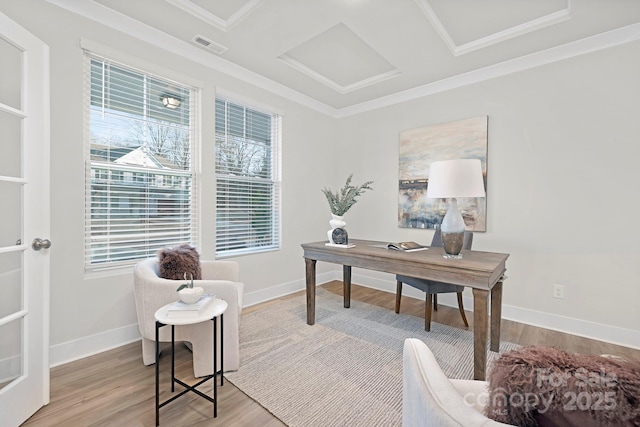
[153,298,228,426]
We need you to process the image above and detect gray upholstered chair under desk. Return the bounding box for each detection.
[395,228,473,331]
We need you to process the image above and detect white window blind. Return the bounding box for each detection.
[84,53,199,271]
[215,97,281,256]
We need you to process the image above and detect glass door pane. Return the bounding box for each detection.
[0,181,22,247]
[0,110,22,178]
[0,251,22,317]
[0,319,23,391]
[0,36,22,110]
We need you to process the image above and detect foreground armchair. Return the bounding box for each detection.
[133,257,244,377]
[402,338,512,426]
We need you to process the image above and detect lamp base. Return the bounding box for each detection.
[441,231,464,259]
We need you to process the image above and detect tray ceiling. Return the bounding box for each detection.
[47,0,640,117]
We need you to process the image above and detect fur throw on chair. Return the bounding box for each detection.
[485,346,640,427]
[157,244,202,280]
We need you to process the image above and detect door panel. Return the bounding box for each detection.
[0,11,50,427]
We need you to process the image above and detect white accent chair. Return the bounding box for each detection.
[402,338,513,426]
[133,257,244,377]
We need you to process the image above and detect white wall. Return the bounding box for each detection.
[2,0,339,365]
[338,40,640,348]
[2,1,639,367]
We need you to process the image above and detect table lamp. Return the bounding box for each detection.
[426,159,485,259]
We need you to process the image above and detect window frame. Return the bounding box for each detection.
[83,52,200,272]
[214,95,282,257]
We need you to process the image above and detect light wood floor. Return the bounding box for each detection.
[23,281,640,426]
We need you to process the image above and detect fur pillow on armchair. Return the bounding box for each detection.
[485,346,640,427]
[157,243,202,280]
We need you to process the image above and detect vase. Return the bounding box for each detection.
[327,214,348,244]
[329,214,346,229]
[178,286,204,304]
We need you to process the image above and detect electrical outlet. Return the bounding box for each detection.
[553,284,565,299]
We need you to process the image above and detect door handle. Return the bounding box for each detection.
[32,238,52,251]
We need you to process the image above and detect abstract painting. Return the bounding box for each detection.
[398,116,488,231]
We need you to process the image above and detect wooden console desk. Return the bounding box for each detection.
[301,239,509,380]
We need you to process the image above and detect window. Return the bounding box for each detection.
[215,97,281,256]
[84,54,199,271]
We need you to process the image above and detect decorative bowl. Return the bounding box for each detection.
[178,286,204,304]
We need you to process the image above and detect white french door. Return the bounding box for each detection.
[0,11,51,427]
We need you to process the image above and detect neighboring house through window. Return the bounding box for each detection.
[84,53,199,271]
[215,97,281,256]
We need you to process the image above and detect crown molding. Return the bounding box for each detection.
[415,0,572,56]
[335,22,640,118]
[165,0,264,32]
[45,0,640,119]
[46,0,335,116]
[278,53,401,94]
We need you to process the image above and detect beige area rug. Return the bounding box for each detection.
[224,288,520,427]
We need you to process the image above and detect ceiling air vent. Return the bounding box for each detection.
[192,35,228,55]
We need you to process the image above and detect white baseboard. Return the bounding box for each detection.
[499,304,640,351]
[241,271,335,307]
[349,270,640,350]
[49,324,142,368]
[47,272,333,368]
[48,269,638,368]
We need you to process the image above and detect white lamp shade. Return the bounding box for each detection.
[426,159,485,199]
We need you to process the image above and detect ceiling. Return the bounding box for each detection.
[48,0,640,117]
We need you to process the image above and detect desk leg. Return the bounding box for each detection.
[343,265,351,308]
[472,288,489,381]
[305,258,317,325]
[490,281,503,352]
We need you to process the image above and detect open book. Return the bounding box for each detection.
[387,241,429,252]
